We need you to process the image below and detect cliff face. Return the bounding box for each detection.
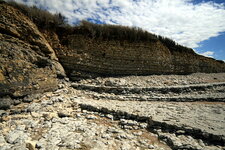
[55,34,225,80]
[56,35,172,79]
[0,2,225,98]
[0,3,65,98]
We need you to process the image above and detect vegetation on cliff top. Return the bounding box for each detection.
[4,0,66,29]
[3,0,195,53]
[76,21,195,53]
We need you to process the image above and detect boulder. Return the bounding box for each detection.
[0,96,12,110]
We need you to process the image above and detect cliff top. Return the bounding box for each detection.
[2,0,198,55]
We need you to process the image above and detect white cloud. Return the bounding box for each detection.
[199,51,215,58]
[7,0,225,49]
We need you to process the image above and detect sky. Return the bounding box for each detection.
[8,0,225,61]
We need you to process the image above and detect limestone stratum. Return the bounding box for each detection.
[0,1,225,150]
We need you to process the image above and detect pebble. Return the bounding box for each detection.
[139,123,148,129]
[101,134,111,139]
[86,115,97,120]
[42,112,58,120]
[6,130,29,144]
[107,127,121,134]
[120,119,138,126]
[176,130,185,135]
[105,114,114,120]
[0,97,12,110]
[198,139,205,147]
[148,144,155,149]
[116,134,127,140]
[133,131,142,136]
[31,112,40,118]
[0,110,6,116]
[25,140,36,150]
[57,112,70,118]
[0,133,6,144]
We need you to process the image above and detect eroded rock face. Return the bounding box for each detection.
[57,35,173,80]
[0,3,65,98]
[0,3,57,60]
[56,35,225,80]
[0,33,58,97]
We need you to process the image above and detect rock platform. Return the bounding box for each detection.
[1,73,225,150]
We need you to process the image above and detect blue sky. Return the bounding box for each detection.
[193,0,225,60]
[8,0,225,61]
[195,31,225,60]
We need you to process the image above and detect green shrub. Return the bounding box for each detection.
[73,20,158,42]
[157,35,194,53]
[72,21,195,53]
[217,60,224,64]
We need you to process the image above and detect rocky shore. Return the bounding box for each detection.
[0,73,225,150]
[78,73,225,87]
[0,80,170,150]
[1,2,225,150]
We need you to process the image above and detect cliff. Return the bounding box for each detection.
[0,2,65,98]
[54,22,225,80]
[0,1,225,98]
[57,34,225,80]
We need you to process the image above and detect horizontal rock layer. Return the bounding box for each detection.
[72,82,225,102]
[78,99,225,146]
[56,35,225,80]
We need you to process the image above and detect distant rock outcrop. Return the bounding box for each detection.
[0,3,65,98]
